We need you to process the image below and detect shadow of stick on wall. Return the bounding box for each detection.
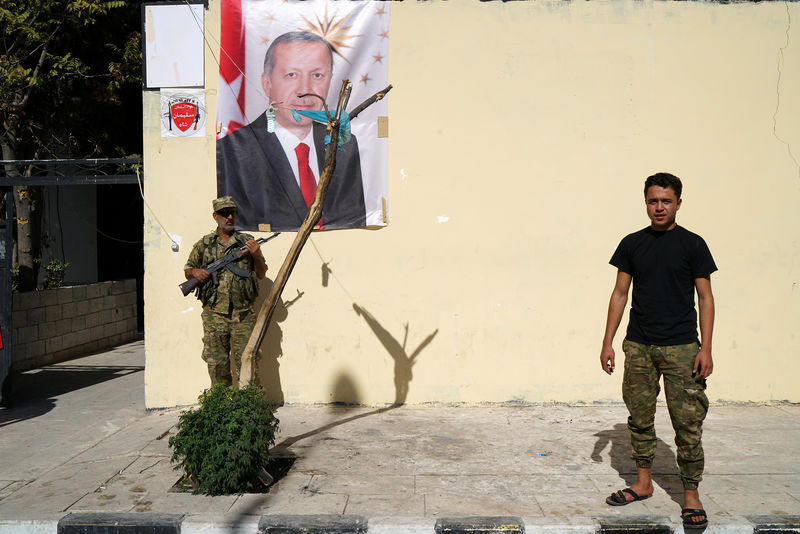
[352,303,438,406]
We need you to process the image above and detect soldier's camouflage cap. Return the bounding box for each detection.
[212,196,237,212]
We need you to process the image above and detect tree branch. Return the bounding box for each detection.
[239,80,391,386]
[348,85,392,120]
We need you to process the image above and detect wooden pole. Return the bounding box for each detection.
[239,83,392,387]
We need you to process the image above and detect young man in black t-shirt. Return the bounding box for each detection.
[600,173,717,529]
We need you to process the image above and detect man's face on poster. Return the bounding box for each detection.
[262,41,332,138]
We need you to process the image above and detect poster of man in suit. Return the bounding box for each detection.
[216,1,389,232]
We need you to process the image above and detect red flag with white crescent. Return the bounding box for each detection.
[217,0,245,138]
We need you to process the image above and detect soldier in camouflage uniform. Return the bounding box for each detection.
[600,173,716,529]
[184,196,268,386]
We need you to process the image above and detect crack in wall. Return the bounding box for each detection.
[773,1,800,180]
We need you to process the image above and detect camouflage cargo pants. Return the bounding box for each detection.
[201,308,256,387]
[622,339,709,489]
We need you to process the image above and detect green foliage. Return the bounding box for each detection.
[169,384,280,495]
[0,0,142,159]
[42,258,69,289]
[11,267,19,293]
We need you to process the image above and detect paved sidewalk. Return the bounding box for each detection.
[0,341,798,533]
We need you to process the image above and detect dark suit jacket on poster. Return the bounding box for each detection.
[217,115,367,231]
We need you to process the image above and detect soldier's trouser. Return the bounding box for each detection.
[201,308,256,387]
[622,339,709,490]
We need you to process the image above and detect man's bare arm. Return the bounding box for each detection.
[694,275,714,380]
[246,240,268,280]
[601,270,632,375]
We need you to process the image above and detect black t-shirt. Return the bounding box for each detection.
[610,225,717,345]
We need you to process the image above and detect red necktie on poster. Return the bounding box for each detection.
[295,143,321,228]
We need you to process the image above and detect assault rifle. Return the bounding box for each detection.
[179,233,280,297]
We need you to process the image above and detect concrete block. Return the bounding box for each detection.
[27,306,46,325]
[749,515,800,533]
[125,318,138,333]
[103,297,116,311]
[90,325,104,341]
[76,328,91,346]
[46,336,64,354]
[57,513,183,534]
[0,518,60,534]
[62,331,79,350]
[57,287,74,304]
[72,315,87,332]
[12,310,27,329]
[122,279,136,292]
[72,285,87,301]
[85,284,102,299]
[110,281,126,295]
[99,310,113,325]
[17,325,38,344]
[597,517,672,534]
[88,298,104,314]
[115,321,127,335]
[181,517,259,534]
[62,301,78,318]
[101,282,114,296]
[103,323,116,338]
[258,515,368,534]
[28,339,45,358]
[55,318,72,336]
[76,299,90,316]
[85,312,99,329]
[45,305,63,322]
[117,305,131,320]
[39,321,57,338]
[120,292,136,307]
[434,517,524,534]
[43,290,59,306]
[13,291,41,311]
[368,517,438,534]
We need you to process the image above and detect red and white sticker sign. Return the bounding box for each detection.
[161,90,206,138]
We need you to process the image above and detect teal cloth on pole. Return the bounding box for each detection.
[291,109,351,149]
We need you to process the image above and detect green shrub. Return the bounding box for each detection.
[169,383,279,495]
[43,259,69,289]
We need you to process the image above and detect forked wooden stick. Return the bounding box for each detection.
[239,82,393,386]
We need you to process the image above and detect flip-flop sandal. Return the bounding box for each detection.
[605,488,652,506]
[682,508,708,529]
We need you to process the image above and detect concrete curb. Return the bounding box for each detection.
[258,515,367,534]
[0,514,797,534]
[434,516,524,533]
[0,519,60,534]
[57,514,182,534]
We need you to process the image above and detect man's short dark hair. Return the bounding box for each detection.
[644,172,683,199]
[262,31,334,77]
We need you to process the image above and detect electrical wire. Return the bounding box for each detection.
[136,167,179,249]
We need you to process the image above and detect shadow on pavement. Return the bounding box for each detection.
[0,364,143,427]
[592,422,683,507]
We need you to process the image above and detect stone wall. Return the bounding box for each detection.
[11,279,138,371]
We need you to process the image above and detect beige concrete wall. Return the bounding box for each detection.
[143,1,800,408]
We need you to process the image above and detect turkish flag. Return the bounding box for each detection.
[217,0,246,138]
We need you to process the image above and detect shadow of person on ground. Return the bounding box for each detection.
[0,363,143,427]
[352,303,438,406]
[592,422,683,506]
